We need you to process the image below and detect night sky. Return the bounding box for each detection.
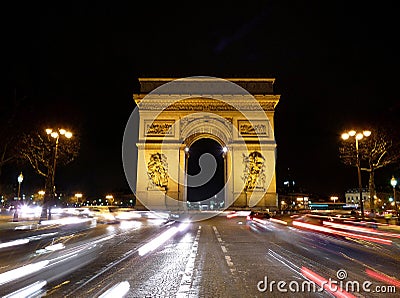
[2,1,399,199]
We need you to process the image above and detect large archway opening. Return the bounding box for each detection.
[186,138,225,209]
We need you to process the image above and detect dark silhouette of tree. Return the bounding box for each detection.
[0,91,31,178]
[0,89,35,203]
[18,128,80,219]
[339,127,400,209]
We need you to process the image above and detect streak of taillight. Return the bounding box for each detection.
[301,266,356,298]
[293,221,392,245]
[323,221,400,238]
[365,268,400,288]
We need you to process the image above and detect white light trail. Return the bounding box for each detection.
[44,243,65,251]
[3,280,47,298]
[98,281,130,298]
[0,261,49,286]
[177,221,190,232]
[138,227,178,256]
[0,238,29,249]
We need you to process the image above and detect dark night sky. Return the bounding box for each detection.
[2,1,399,199]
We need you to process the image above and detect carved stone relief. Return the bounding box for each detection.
[242,151,266,190]
[238,120,269,137]
[147,153,169,189]
[145,120,175,136]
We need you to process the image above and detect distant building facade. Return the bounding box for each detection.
[345,188,370,207]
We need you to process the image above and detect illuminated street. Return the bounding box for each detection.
[0,212,399,297]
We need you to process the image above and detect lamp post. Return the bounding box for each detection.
[390,176,397,217]
[184,146,190,211]
[17,172,23,200]
[43,128,72,219]
[341,130,371,219]
[222,146,228,210]
[37,190,45,206]
[13,172,24,222]
[46,129,73,197]
[75,193,83,206]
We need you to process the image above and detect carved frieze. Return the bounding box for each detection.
[145,120,175,137]
[238,120,269,137]
[135,97,279,112]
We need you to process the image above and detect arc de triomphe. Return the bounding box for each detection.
[131,77,280,212]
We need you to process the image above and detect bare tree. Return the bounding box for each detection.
[339,127,400,209]
[18,128,80,219]
[0,92,29,178]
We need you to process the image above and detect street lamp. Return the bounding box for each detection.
[41,128,72,220]
[37,190,45,205]
[13,172,24,222]
[46,128,73,198]
[341,130,371,219]
[17,172,23,200]
[106,195,114,205]
[75,193,83,206]
[390,176,398,216]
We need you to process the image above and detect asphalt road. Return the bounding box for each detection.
[0,212,399,297]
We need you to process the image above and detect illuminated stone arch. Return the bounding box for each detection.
[133,78,280,211]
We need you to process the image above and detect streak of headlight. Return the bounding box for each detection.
[177,221,190,232]
[106,225,116,233]
[301,266,356,298]
[253,218,268,225]
[138,227,178,256]
[365,268,400,288]
[92,234,115,244]
[115,211,141,220]
[292,221,392,245]
[147,218,166,225]
[0,238,29,249]
[119,220,142,230]
[0,260,49,286]
[98,281,130,298]
[28,232,58,241]
[39,217,92,225]
[2,280,47,298]
[45,243,65,251]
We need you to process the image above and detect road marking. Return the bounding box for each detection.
[176,226,201,297]
[212,226,223,244]
[225,256,234,267]
[212,226,237,274]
